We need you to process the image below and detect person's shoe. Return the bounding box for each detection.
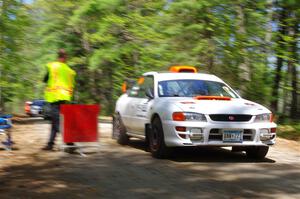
[2,140,14,147]
[42,145,53,151]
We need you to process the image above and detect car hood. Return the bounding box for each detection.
[170,97,270,115]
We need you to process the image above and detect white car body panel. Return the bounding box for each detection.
[115,72,276,147]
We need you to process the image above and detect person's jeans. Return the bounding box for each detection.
[47,102,73,147]
[48,103,60,146]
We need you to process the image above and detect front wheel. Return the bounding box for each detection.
[149,117,172,158]
[113,114,129,145]
[246,146,269,159]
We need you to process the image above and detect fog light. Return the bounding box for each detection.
[189,128,204,141]
[260,129,272,141]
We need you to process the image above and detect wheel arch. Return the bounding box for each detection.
[145,113,161,145]
[150,113,161,123]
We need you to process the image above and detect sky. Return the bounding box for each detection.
[23,0,33,4]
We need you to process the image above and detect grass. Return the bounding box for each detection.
[277,123,300,142]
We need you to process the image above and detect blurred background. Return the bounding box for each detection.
[0,0,299,124]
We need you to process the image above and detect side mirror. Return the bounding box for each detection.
[145,88,154,99]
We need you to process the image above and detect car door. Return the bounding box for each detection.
[121,85,141,133]
[130,75,154,134]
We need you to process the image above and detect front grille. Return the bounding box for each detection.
[209,129,254,141]
[209,129,222,141]
[243,129,253,141]
[209,114,252,122]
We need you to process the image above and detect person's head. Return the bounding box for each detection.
[58,49,67,63]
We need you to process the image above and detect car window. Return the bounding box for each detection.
[138,76,154,98]
[158,79,238,98]
[128,76,154,98]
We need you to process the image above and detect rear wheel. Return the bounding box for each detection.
[149,117,171,158]
[113,114,129,145]
[246,146,269,159]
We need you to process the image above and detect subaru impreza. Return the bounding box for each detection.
[113,66,276,159]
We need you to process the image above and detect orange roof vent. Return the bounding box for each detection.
[169,66,197,73]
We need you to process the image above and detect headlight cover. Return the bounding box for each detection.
[173,112,207,122]
[255,113,272,122]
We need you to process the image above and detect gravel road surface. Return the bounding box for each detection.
[0,119,299,199]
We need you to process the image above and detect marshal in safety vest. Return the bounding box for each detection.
[44,62,76,103]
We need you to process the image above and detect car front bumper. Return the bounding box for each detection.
[162,120,276,147]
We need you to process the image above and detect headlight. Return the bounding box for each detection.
[172,112,207,122]
[255,113,272,122]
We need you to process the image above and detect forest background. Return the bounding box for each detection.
[0,0,299,129]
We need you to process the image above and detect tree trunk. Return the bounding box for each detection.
[271,6,287,112]
[290,19,298,119]
[271,56,284,112]
[264,0,274,47]
[236,2,250,94]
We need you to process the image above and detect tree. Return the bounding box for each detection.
[271,0,299,120]
[2,0,296,120]
[0,0,32,112]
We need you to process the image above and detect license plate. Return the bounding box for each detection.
[223,130,243,143]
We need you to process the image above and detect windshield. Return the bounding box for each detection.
[158,79,239,98]
[31,100,46,106]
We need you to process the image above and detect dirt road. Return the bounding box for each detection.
[0,119,299,199]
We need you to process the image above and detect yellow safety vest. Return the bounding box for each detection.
[44,62,76,103]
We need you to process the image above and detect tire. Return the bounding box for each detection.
[113,114,129,145]
[149,117,171,158]
[246,146,269,159]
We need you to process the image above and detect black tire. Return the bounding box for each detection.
[113,114,129,145]
[246,146,269,159]
[149,117,171,158]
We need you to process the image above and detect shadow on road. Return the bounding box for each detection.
[128,139,276,163]
[0,145,298,199]
[1,119,298,198]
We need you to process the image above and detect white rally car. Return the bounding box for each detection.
[113,66,276,159]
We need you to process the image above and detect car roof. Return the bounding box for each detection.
[32,99,45,101]
[143,72,224,83]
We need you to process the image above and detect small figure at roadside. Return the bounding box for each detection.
[0,114,13,150]
[42,49,76,151]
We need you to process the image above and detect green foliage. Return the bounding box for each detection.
[0,0,34,112]
[0,0,298,117]
[277,124,300,142]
